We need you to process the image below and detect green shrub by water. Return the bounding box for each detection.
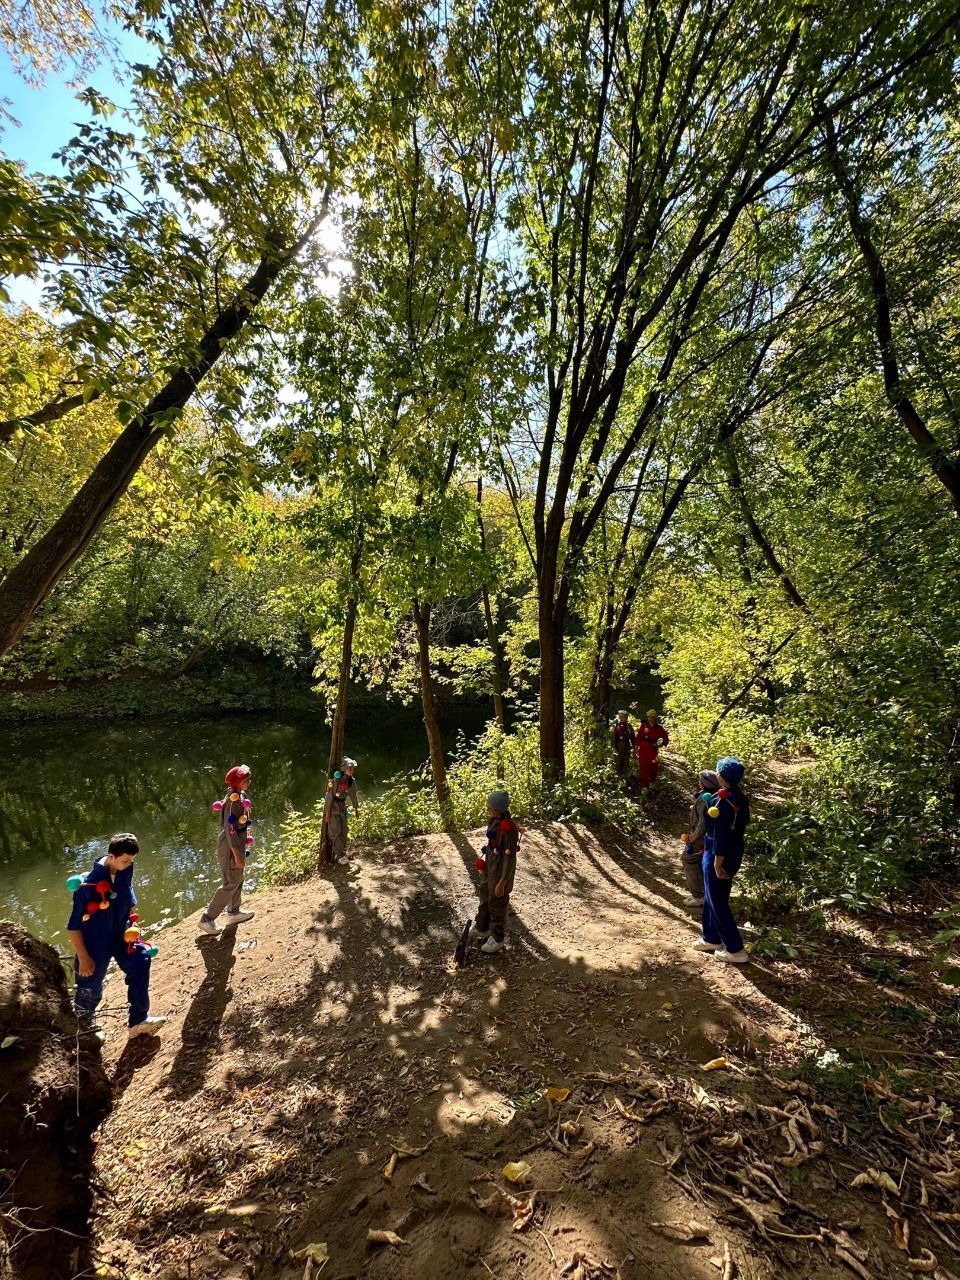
[260,718,651,887]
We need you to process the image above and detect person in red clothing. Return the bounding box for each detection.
[634,708,669,788]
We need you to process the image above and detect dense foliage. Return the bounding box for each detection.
[2,0,960,905]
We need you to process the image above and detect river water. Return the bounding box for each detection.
[0,705,492,947]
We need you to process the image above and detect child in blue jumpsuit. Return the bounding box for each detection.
[67,832,167,1039]
[691,758,750,964]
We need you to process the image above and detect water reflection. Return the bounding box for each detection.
[0,705,491,944]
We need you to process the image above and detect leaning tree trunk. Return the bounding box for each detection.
[413,599,451,819]
[0,923,112,1280]
[0,227,318,659]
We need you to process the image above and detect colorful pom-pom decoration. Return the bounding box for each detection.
[82,913,91,922]
[230,792,240,802]
[124,925,141,943]
[242,798,252,809]
[87,900,101,912]
[146,945,159,958]
[475,856,486,874]
[66,874,84,892]
[212,800,223,812]
[245,837,254,848]
[108,891,117,900]
[129,912,139,923]
[707,805,720,818]
[95,880,111,893]
[228,814,237,825]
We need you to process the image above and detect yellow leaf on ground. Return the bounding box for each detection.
[502,1160,532,1185]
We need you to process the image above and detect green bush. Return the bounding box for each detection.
[260,715,652,886]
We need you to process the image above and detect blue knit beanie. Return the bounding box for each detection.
[716,757,745,786]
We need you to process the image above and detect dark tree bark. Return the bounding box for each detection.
[825,116,960,516]
[326,541,364,778]
[0,388,101,445]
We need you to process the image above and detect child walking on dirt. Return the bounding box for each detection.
[681,769,720,908]
[68,832,167,1041]
[691,757,751,964]
[198,765,256,936]
[471,789,520,955]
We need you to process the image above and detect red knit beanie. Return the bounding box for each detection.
[225,764,251,788]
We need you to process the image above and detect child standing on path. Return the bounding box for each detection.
[68,832,167,1040]
[634,708,669,789]
[198,765,256,936]
[323,757,360,863]
[471,789,520,955]
[691,757,751,964]
[681,769,720,908]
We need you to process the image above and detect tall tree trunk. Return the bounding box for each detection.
[591,650,614,727]
[538,589,567,778]
[0,223,320,659]
[476,479,505,731]
[413,598,451,817]
[480,582,506,732]
[825,117,960,517]
[327,592,359,777]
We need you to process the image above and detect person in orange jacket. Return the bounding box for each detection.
[634,708,669,788]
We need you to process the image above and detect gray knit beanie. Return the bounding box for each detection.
[487,789,510,812]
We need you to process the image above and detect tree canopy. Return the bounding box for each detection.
[2,0,960,896]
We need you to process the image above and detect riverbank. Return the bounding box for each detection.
[88,810,960,1280]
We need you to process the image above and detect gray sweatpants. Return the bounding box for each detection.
[205,835,245,918]
[475,848,517,941]
[327,802,348,861]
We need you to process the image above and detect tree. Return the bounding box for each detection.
[0,0,363,656]
[493,0,958,775]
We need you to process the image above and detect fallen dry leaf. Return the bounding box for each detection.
[502,1160,532,1185]
[851,1168,899,1196]
[547,1087,571,1102]
[614,1096,644,1123]
[411,1173,437,1195]
[651,1220,711,1242]
[907,1250,939,1274]
[701,1057,728,1072]
[367,1230,409,1248]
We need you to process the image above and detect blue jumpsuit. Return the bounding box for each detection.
[68,859,151,1028]
[701,786,749,954]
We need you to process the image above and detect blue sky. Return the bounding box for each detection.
[1,20,150,173]
[1,20,152,308]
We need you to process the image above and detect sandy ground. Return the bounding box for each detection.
[89,800,960,1280]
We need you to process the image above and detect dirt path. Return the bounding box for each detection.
[90,805,960,1280]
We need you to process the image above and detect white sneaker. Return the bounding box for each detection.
[684,896,705,907]
[222,909,255,925]
[480,936,504,955]
[470,922,490,939]
[128,1016,167,1038]
[198,917,221,935]
[715,949,749,965]
[691,938,722,952]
